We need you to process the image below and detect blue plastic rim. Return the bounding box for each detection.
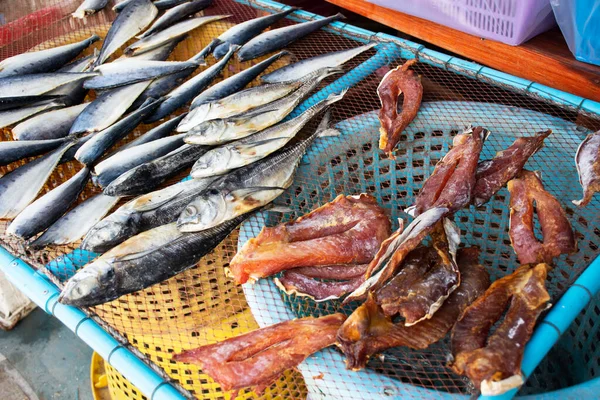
[0,0,599,398]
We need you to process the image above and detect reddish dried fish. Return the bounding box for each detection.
[375,219,460,325]
[229,194,391,285]
[344,206,447,304]
[275,271,364,301]
[474,130,551,206]
[293,263,369,279]
[573,130,600,207]
[409,126,486,216]
[337,247,489,371]
[508,170,576,264]
[377,59,423,156]
[173,314,346,393]
[451,263,550,396]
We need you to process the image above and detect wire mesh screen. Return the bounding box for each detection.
[0,0,599,399]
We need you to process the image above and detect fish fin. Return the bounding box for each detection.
[226,186,287,203]
[232,137,291,155]
[315,109,332,134]
[267,204,293,213]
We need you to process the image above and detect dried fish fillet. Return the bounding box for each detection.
[451,263,550,396]
[375,219,460,325]
[275,271,364,302]
[377,59,422,156]
[474,129,551,206]
[230,194,391,285]
[573,130,600,207]
[508,170,576,264]
[173,314,346,394]
[337,247,489,370]
[409,126,486,216]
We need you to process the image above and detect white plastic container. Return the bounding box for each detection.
[0,270,35,330]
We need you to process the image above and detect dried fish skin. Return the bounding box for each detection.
[573,130,600,207]
[507,170,576,264]
[409,126,486,216]
[173,314,346,394]
[337,247,489,371]
[229,194,391,285]
[377,59,422,156]
[474,130,551,206]
[375,218,460,325]
[451,263,550,396]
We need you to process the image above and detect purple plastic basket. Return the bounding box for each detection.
[366,0,557,45]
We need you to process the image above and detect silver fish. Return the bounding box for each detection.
[237,13,344,62]
[116,113,186,152]
[206,8,297,62]
[93,133,185,187]
[0,138,69,166]
[0,100,63,130]
[82,176,215,252]
[153,0,191,10]
[177,111,331,232]
[95,0,158,65]
[49,53,97,106]
[261,42,377,83]
[184,67,340,145]
[190,90,344,178]
[144,45,236,123]
[75,98,163,165]
[139,0,213,39]
[124,15,229,56]
[72,0,109,18]
[189,51,287,110]
[177,80,303,132]
[115,35,186,62]
[69,80,151,135]
[59,213,247,307]
[85,60,198,90]
[0,35,99,77]
[0,72,97,100]
[0,141,74,219]
[30,194,120,248]
[7,167,91,240]
[13,102,90,141]
[103,144,208,196]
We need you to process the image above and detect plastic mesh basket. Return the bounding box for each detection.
[0,0,598,399]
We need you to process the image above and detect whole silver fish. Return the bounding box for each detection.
[82,176,215,252]
[85,60,198,90]
[184,67,340,145]
[95,0,158,65]
[178,111,331,232]
[0,138,69,166]
[139,0,213,39]
[7,167,91,240]
[0,141,74,219]
[0,72,97,100]
[198,7,297,62]
[190,51,287,109]
[59,213,248,307]
[153,0,190,10]
[0,35,99,77]
[0,101,63,130]
[116,35,186,62]
[103,144,208,196]
[116,113,185,152]
[177,80,303,132]
[191,90,344,178]
[69,80,151,135]
[124,15,229,56]
[261,42,377,83]
[72,0,109,18]
[75,98,163,165]
[49,53,97,106]
[13,102,90,141]
[30,194,120,248]
[93,133,185,187]
[237,13,344,62]
[144,45,236,123]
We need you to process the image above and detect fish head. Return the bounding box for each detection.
[58,260,117,307]
[186,119,228,144]
[177,188,228,232]
[191,147,232,178]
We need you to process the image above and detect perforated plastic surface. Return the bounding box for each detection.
[0,0,598,399]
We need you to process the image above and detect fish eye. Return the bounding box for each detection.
[184,205,197,216]
[208,189,219,195]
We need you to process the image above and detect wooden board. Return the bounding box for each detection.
[326,0,600,103]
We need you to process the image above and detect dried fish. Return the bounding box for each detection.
[573,130,600,207]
